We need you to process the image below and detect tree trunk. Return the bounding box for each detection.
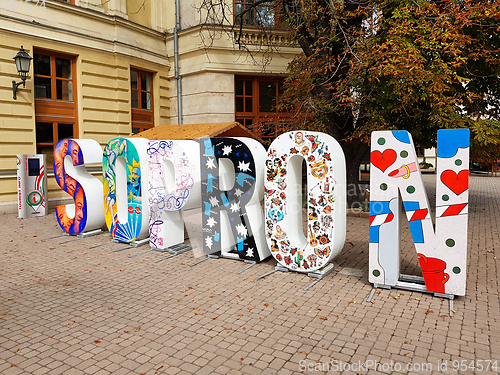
[340,139,370,210]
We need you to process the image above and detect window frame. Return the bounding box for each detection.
[33,48,78,159]
[235,75,291,142]
[234,1,282,28]
[130,68,154,134]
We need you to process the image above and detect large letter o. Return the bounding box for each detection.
[265,131,346,272]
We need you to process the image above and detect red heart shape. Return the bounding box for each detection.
[371,149,397,173]
[440,170,469,195]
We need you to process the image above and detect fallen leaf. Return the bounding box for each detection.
[293,302,297,307]
[25,331,31,333]
[69,321,75,326]
[108,308,113,310]
[11,364,17,367]
[439,314,448,317]
[322,344,325,347]
[264,303,269,307]
[212,317,218,320]
[237,314,243,316]
[237,295,241,298]
[155,366,164,373]
[248,307,253,310]
[404,341,408,344]
[135,327,141,332]
[333,314,339,317]
[425,310,434,315]
[94,340,101,344]
[13,348,19,353]
[320,317,327,320]
[124,331,130,334]
[242,327,246,330]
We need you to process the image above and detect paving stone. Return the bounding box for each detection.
[0,175,499,373]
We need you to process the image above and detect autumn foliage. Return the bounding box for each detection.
[280,0,500,177]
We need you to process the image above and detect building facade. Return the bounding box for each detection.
[0,0,301,212]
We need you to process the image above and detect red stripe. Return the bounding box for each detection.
[410,209,428,221]
[442,203,467,217]
[384,213,394,223]
[369,216,376,226]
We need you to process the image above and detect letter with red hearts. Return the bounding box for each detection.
[369,129,469,296]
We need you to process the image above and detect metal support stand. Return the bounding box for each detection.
[112,246,133,252]
[89,241,113,249]
[304,262,343,291]
[237,260,256,274]
[258,265,289,279]
[41,235,66,242]
[130,238,150,247]
[189,255,217,267]
[129,249,154,258]
[58,237,81,245]
[153,244,193,263]
[77,229,102,238]
[366,289,376,303]
[372,273,456,316]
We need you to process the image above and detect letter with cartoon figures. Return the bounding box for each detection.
[265,131,346,273]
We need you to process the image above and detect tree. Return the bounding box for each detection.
[197,0,500,206]
[470,119,500,172]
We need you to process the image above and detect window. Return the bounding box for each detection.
[234,1,281,28]
[34,50,77,159]
[131,68,154,134]
[235,76,291,142]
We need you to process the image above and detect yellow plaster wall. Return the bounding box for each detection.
[0,3,170,206]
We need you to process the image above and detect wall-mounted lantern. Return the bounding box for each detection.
[12,46,32,100]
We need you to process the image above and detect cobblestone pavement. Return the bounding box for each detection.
[1,175,499,375]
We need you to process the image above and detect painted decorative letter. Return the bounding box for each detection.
[369,129,470,296]
[148,140,201,249]
[265,131,346,272]
[103,138,150,242]
[54,139,105,234]
[200,137,269,262]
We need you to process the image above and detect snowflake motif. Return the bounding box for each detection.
[230,201,240,213]
[205,236,213,249]
[206,157,216,169]
[236,223,248,238]
[209,196,220,207]
[206,217,217,228]
[238,160,251,172]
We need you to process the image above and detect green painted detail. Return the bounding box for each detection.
[380,183,388,191]
[407,186,415,194]
[453,267,461,274]
[446,238,455,247]
[378,138,386,145]
[400,151,408,158]
[373,270,381,277]
[455,159,462,166]
[442,195,449,201]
